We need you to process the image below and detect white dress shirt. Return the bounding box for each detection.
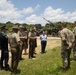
[40,34,47,41]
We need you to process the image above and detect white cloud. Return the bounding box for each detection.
[21,7,34,15]
[0,0,76,25]
[25,6,76,25]
[43,6,64,17]
[42,6,76,23]
[0,0,35,23]
[25,14,44,25]
[0,0,22,22]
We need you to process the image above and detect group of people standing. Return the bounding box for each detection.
[0,25,47,74]
[1,21,76,74]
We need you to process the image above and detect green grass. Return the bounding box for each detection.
[0,47,76,75]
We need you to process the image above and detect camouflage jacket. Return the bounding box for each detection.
[60,28,74,49]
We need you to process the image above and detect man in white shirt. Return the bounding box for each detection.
[40,30,47,54]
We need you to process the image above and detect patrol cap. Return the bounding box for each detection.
[1,25,8,30]
[12,25,19,29]
[30,26,36,31]
[61,22,67,27]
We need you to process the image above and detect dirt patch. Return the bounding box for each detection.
[36,37,61,53]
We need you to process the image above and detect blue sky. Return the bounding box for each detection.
[12,0,76,12]
[0,0,76,25]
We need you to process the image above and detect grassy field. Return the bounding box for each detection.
[0,46,76,75]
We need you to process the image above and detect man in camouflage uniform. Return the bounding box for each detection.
[18,25,25,60]
[8,26,20,74]
[73,21,76,60]
[33,27,37,54]
[28,27,37,59]
[60,22,74,70]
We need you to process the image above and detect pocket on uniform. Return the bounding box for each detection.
[11,48,17,53]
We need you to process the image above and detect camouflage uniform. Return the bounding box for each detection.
[28,27,36,58]
[73,26,76,60]
[18,30,24,60]
[60,28,74,69]
[18,25,27,59]
[8,26,20,73]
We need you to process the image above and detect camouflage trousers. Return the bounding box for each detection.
[61,48,71,69]
[73,41,76,60]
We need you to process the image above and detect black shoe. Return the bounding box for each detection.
[0,67,4,70]
[5,68,9,71]
[32,56,36,58]
[29,57,32,59]
[20,58,24,60]
[41,52,44,54]
[5,67,11,71]
[0,67,2,70]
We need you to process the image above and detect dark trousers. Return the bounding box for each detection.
[29,40,35,58]
[1,49,9,68]
[41,41,47,53]
[19,43,23,59]
[11,47,20,72]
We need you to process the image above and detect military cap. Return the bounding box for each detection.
[30,27,36,31]
[1,25,8,30]
[62,22,67,27]
[12,25,19,29]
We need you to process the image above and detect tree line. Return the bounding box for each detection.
[0,21,73,33]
